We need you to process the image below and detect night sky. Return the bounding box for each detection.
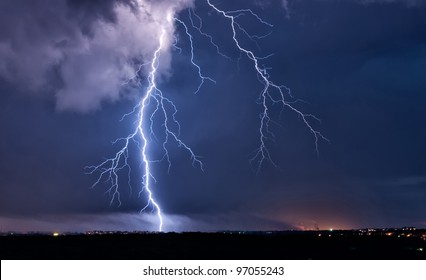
[1,0,425,232]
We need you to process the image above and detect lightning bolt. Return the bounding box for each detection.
[205,0,328,173]
[174,17,216,94]
[87,0,326,232]
[86,21,206,232]
[86,30,168,232]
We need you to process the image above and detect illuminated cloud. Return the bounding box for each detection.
[0,0,194,113]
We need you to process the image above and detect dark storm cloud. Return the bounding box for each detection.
[0,0,128,109]
[0,0,84,90]
[67,0,132,23]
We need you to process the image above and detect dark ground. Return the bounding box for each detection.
[1,231,425,260]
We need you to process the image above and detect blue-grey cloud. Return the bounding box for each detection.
[0,0,194,113]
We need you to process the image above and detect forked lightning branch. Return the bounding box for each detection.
[86,0,326,232]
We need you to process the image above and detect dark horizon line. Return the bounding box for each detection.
[1,226,424,235]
